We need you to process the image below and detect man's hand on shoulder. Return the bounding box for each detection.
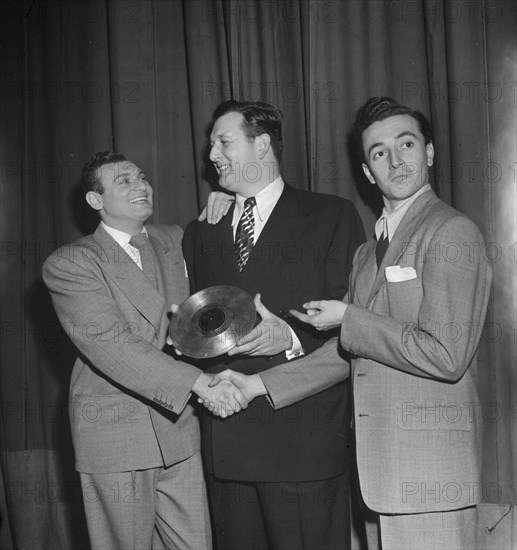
[198,191,235,224]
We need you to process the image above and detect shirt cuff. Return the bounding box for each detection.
[285,326,304,360]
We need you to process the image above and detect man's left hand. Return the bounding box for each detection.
[289,299,347,330]
[227,294,293,357]
[198,191,235,224]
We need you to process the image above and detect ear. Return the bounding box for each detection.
[255,133,271,159]
[86,191,103,211]
[426,142,435,166]
[362,163,376,185]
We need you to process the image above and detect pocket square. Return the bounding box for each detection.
[385,265,417,282]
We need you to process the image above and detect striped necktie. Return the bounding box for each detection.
[235,197,256,271]
[129,233,158,288]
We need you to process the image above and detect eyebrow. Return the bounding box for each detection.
[210,131,232,142]
[367,131,418,157]
[113,169,143,182]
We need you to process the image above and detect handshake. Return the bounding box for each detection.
[192,370,267,419]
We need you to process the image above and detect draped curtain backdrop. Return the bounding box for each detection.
[1,1,515,548]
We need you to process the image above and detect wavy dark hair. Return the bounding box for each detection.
[212,100,284,164]
[353,97,433,161]
[82,151,127,195]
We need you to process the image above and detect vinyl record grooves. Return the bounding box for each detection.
[169,285,257,358]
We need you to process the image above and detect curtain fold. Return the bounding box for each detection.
[1,1,515,548]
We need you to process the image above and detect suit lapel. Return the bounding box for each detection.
[366,190,439,306]
[241,184,313,285]
[199,202,241,286]
[92,226,166,334]
[199,185,313,287]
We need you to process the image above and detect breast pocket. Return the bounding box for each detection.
[386,277,423,324]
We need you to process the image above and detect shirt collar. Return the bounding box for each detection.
[375,184,431,242]
[100,221,148,247]
[232,176,284,227]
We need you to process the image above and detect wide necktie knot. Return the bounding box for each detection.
[235,197,256,272]
[129,233,158,288]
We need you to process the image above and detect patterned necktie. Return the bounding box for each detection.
[235,197,256,271]
[129,233,158,288]
[375,230,389,268]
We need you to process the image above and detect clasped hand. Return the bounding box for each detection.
[192,372,248,419]
[198,370,267,417]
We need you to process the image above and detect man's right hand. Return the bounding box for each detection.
[192,372,248,418]
[207,369,267,406]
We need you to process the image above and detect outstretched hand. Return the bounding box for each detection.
[198,369,267,415]
[227,294,293,357]
[198,191,235,224]
[289,300,347,330]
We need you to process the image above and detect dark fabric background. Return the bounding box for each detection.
[1,1,515,548]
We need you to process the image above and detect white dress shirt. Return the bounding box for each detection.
[231,177,303,359]
[101,221,147,270]
[375,184,432,242]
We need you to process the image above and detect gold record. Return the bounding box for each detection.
[169,285,257,358]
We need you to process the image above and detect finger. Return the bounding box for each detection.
[229,340,261,355]
[232,388,248,409]
[208,375,221,388]
[223,200,233,215]
[302,300,323,310]
[171,304,180,314]
[213,201,228,224]
[197,206,208,222]
[233,326,261,347]
[289,309,313,324]
[166,336,173,345]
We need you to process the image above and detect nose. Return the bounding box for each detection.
[209,143,220,163]
[132,177,148,192]
[389,149,403,168]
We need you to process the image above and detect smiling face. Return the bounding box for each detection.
[361,114,434,212]
[209,111,267,197]
[86,161,153,235]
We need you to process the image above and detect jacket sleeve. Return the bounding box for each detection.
[341,216,492,381]
[42,247,201,415]
[260,336,350,409]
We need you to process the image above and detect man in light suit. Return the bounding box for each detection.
[212,97,492,549]
[182,100,365,550]
[42,151,246,550]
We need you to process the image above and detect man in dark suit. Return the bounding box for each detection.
[42,151,246,550]
[182,101,365,550]
[213,98,492,550]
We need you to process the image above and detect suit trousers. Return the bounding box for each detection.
[208,469,350,550]
[365,506,477,550]
[80,452,211,550]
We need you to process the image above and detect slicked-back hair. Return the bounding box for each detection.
[354,97,433,161]
[82,151,127,195]
[212,100,284,164]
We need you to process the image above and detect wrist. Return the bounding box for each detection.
[192,372,210,397]
[249,374,267,398]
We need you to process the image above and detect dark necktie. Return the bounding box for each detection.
[235,197,256,271]
[129,233,158,288]
[375,230,389,269]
